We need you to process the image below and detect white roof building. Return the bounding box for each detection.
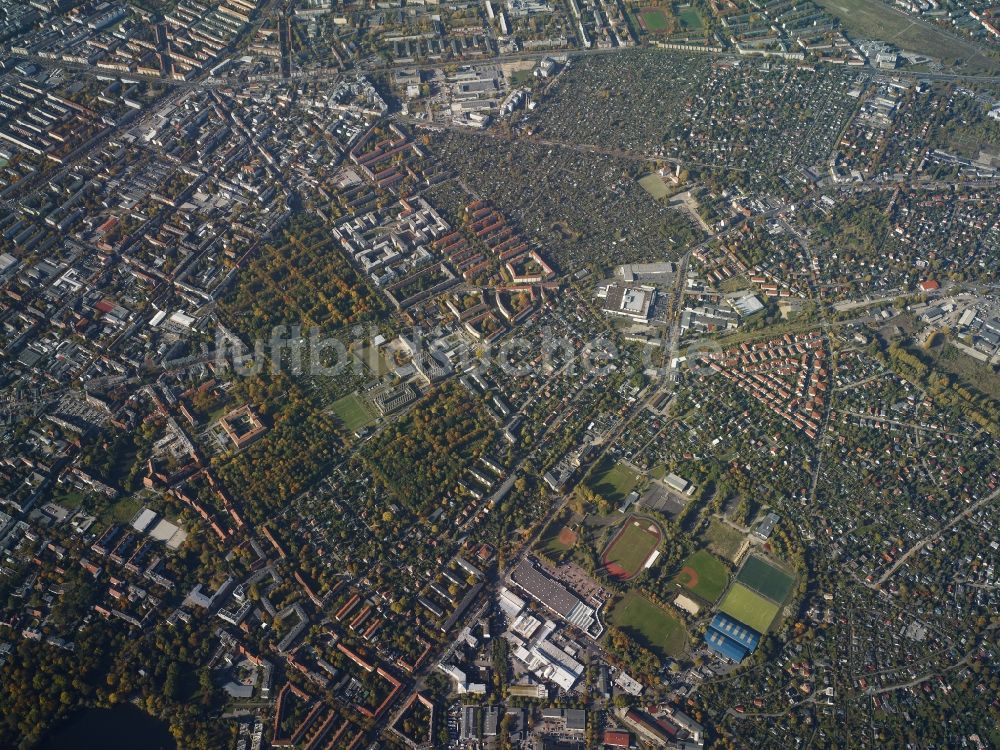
[499,586,526,620]
[438,663,486,694]
[131,507,157,533]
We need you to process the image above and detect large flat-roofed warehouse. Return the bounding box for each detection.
[510,558,597,633]
[600,284,656,323]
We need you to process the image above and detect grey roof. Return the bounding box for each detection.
[565,708,587,730]
[511,559,580,617]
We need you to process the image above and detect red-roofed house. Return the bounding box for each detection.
[603,729,631,747]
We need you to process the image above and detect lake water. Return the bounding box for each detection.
[36,704,175,750]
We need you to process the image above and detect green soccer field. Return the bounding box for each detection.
[639,7,670,32]
[719,583,780,633]
[674,549,729,603]
[736,555,795,603]
[609,591,688,658]
[331,393,376,433]
[678,6,703,29]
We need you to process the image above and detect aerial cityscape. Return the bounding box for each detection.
[0,0,997,748]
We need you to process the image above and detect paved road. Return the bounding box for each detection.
[21,40,1000,96]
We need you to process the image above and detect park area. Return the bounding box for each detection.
[601,516,661,580]
[673,549,729,603]
[737,555,796,602]
[609,591,688,658]
[718,583,780,634]
[330,392,376,433]
[587,457,641,504]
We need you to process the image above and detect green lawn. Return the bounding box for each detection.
[702,518,745,562]
[674,549,729,603]
[736,555,795,603]
[609,591,688,658]
[719,583,781,633]
[587,457,641,503]
[602,517,661,579]
[331,392,376,433]
[51,490,87,510]
[98,495,143,528]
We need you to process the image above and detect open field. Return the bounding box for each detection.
[602,516,661,579]
[719,583,781,633]
[330,393,376,433]
[815,0,1000,73]
[609,591,688,658]
[703,518,746,562]
[674,549,729,603]
[928,342,1000,403]
[717,275,751,294]
[736,555,795,603]
[587,457,641,503]
[638,173,672,200]
[508,68,534,86]
[353,345,392,377]
[98,495,143,528]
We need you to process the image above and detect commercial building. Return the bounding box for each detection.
[509,558,598,634]
[622,708,676,746]
[511,631,585,691]
[541,707,587,733]
[754,511,780,540]
[599,284,656,323]
[439,663,487,695]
